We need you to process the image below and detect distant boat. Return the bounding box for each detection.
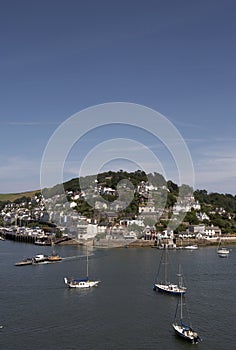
[64,247,100,289]
[172,277,201,344]
[15,257,33,266]
[15,249,62,266]
[217,247,230,257]
[34,239,51,246]
[217,239,230,257]
[153,249,186,295]
[184,244,198,250]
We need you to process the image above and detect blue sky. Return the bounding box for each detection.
[0,0,235,194]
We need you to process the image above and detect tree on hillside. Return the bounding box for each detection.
[184,210,199,225]
[194,189,208,204]
[167,180,179,195]
[166,192,177,208]
[179,184,193,196]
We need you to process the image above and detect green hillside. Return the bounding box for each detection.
[0,171,236,234]
[0,190,40,202]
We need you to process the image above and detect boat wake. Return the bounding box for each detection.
[62,253,94,261]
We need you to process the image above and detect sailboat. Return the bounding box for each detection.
[153,249,186,295]
[64,247,100,289]
[172,277,201,344]
[217,238,230,258]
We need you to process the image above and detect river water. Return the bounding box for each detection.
[0,240,235,350]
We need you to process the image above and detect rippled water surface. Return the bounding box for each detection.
[0,241,235,350]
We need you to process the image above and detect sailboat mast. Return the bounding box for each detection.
[164,248,167,284]
[51,241,55,255]
[86,246,89,278]
[178,265,183,288]
[178,266,183,320]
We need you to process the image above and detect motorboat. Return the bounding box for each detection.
[217,247,230,257]
[15,257,33,266]
[47,241,62,262]
[217,239,230,257]
[47,254,62,262]
[184,245,198,250]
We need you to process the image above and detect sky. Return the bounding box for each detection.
[0,0,235,195]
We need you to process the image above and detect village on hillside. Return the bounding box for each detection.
[0,172,236,246]
[0,172,236,248]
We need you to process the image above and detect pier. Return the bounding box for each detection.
[0,229,71,245]
[1,231,37,244]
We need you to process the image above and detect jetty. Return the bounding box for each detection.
[0,228,71,245]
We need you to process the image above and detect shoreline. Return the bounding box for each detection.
[2,230,236,249]
[58,236,236,248]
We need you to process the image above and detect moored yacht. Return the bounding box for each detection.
[217,238,230,257]
[64,277,100,289]
[217,247,230,257]
[153,249,187,295]
[64,246,100,289]
[184,244,198,250]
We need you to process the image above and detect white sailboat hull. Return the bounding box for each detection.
[64,246,101,289]
[154,283,186,295]
[64,277,100,289]
[217,248,229,257]
[184,245,198,250]
[153,249,187,295]
[217,238,230,257]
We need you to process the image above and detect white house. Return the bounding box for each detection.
[205,225,221,237]
[196,212,210,221]
[120,218,145,227]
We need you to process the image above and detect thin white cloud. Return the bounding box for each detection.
[4,121,60,126]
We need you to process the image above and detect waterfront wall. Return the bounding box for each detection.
[1,230,236,247]
[1,231,37,244]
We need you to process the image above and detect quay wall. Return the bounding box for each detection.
[1,231,36,244]
[1,230,236,248]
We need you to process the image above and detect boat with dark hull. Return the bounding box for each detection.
[172,277,201,344]
[15,257,33,266]
[172,322,201,344]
